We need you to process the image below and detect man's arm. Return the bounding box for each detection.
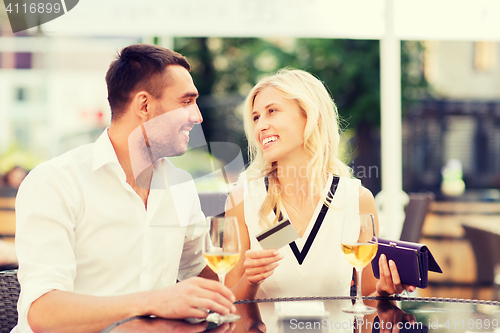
[28,277,235,333]
[16,164,235,333]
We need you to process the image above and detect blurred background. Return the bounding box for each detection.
[1,0,500,299]
[1,5,500,195]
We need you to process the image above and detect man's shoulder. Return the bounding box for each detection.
[17,143,96,205]
[26,143,95,182]
[40,143,94,169]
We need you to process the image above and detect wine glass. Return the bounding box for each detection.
[340,213,378,315]
[203,216,241,323]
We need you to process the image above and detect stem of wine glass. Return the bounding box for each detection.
[219,272,227,286]
[354,267,364,307]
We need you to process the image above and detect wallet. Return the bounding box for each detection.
[371,238,442,288]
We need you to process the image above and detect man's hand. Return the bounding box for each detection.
[148,277,236,319]
[243,249,283,285]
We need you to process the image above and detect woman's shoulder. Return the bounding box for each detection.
[338,175,374,202]
[358,185,375,203]
[335,175,360,183]
[332,176,376,213]
[358,184,377,214]
[332,175,361,195]
[227,182,245,207]
[225,182,245,223]
[226,172,263,207]
[331,175,372,203]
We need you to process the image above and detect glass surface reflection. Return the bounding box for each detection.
[275,299,417,333]
[103,298,500,333]
[103,316,236,333]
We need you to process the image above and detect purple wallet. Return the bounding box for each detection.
[371,238,442,288]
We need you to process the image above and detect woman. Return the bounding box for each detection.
[225,69,414,331]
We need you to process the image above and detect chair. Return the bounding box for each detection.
[0,269,20,333]
[0,194,16,241]
[461,224,500,300]
[400,192,435,242]
[198,192,229,218]
[0,263,18,272]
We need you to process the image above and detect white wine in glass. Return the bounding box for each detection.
[203,252,241,283]
[340,213,378,315]
[203,216,241,322]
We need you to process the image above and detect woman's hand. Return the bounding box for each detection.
[376,300,417,333]
[375,254,416,295]
[243,249,283,285]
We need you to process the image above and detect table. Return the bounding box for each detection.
[102,296,500,333]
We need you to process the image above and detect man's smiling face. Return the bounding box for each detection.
[146,65,202,157]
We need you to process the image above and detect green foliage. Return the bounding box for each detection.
[293,39,382,129]
[175,37,426,128]
[174,37,427,168]
[401,41,429,112]
[0,142,42,174]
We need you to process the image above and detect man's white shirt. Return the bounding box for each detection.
[13,130,208,333]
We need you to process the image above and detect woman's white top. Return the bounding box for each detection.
[243,174,361,330]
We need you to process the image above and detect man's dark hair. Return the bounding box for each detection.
[105,44,191,121]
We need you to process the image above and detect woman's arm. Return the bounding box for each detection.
[358,186,416,296]
[225,183,259,296]
[224,183,263,331]
[224,183,281,332]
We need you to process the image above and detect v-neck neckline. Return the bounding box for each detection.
[265,175,341,265]
[283,174,334,244]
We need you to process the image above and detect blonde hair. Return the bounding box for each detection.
[242,68,352,228]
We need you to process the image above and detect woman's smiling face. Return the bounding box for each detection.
[252,86,308,164]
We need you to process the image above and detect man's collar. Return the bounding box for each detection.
[91,129,177,187]
[92,129,121,172]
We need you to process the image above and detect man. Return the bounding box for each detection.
[13,44,235,333]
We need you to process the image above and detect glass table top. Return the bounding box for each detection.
[102,296,500,333]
